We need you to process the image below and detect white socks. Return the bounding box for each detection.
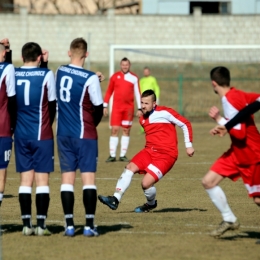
[109,136,118,157]
[114,169,134,201]
[206,186,237,223]
[120,136,130,157]
[144,186,156,205]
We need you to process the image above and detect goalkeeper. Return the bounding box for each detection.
[139,67,160,133]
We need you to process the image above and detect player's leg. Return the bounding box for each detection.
[32,139,54,236]
[106,110,121,162]
[15,138,35,235]
[202,154,240,237]
[98,149,148,210]
[98,162,137,210]
[61,172,76,236]
[78,138,98,237]
[0,137,12,206]
[57,136,77,236]
[19,170,34,235]
[134,152,176,213]
[119,109,134,161]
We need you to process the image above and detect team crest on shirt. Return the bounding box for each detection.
[142,120,145,124]
[117,75,120,79]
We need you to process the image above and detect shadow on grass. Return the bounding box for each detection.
[220,231,260,241]
[3,194,16,199]
[153,207,207,213]
[1,223,133,236]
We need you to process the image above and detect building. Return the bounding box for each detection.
[142,0,260,15]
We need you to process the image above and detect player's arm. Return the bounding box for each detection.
[88,74,104,127]
[40,49,49,68]
[225,100,260,131]
[44,71,56,125]
[167,108,194,157]
[134,78,142,117]
[6,64,16,132]
[0,38,11,63]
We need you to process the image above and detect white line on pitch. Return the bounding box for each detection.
[6,177,202,181]
[118,231,165,234]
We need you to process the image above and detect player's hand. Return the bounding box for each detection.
[96,71,105,82]
[209,106,221,121]
[136,110,143,118]
[186,147,194,157]
[0,38,10,51]
[210,125,228,137]
[103,107,108,117]
[41,49,49,62]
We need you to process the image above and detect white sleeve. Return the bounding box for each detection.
[86,74,103,106]
[5,64,16,97]
[134,78,141,109]
[43,70,56,101]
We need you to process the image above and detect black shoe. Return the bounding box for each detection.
[119,156,129,162]
[134,200,157,213]
[106,156,116,162]
[98,195,119,210]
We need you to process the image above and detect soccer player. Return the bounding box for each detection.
[210,100,260,137]
[56,38,103,237]
[14,42,56,236]
[103,57,142,162]
[202,66,260,237]
[98,89,194,212]
[139,66,160,133]
[0,40,16,207]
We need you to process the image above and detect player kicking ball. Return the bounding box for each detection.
[98,89,194,212]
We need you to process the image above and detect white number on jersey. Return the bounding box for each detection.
[60,76,73,102]
[4,150,11,162]
[17,79,30,106]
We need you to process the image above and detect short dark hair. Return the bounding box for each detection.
[121,57,130,63]
[210,66,230,86]
[143,66,150,70]
[141,89,156,102]
[70,37,87,56]
[22,42,42,63]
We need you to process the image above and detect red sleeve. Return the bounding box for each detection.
[226,91,260,140]
[103,74,115,106]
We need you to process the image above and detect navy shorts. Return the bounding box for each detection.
[57,136,98,173]
[14,138,54,173]
[0,137,13,169]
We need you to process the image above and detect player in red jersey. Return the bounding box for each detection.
[202,66,260,238]
[103,57,142,162]
[98,89,194,212]
[0,39,16,207]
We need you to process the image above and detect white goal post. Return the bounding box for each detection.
[108,44,260,122]
[109,44,260,76]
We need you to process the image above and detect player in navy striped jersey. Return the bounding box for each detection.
[56,38,103,237]
[14,42,56,236]
[0,40,16,207]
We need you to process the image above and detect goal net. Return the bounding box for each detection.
[109,45,260,121]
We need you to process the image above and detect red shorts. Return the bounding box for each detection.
[211,150,260,197]
[131,148,177,182]
[111,108,134,128]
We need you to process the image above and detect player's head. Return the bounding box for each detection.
[69,37,88,60]
[120,57,131,74]
[22,42,42,64]
[0,43,6,62]
[210,66,230,94]
[143,67,150,77]
[141,89,157,117]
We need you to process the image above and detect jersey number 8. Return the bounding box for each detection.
[60,76,73,102]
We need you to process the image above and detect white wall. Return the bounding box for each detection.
[1,8,260,63]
